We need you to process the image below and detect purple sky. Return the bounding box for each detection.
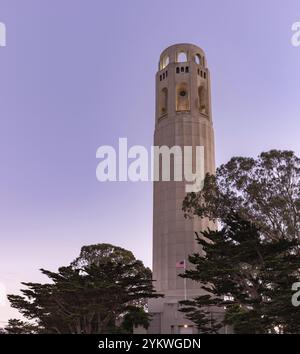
[0,0,300,324]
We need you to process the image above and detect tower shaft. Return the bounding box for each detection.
[149,43,216,334]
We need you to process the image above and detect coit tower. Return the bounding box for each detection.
[148,43,216,334]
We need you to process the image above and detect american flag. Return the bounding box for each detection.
[176,260,186,269]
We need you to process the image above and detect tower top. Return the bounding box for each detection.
[158,43,207,70]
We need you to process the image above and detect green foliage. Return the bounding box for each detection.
[121,305,151,333]
[180,214,300,333]
[223,305,259,334]
[180,295,222,334]
[8,243,161,334]
[4,319,39,334]
[183,150,300,241]
[181,150,300,333]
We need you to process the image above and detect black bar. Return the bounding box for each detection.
[0,334,300,353]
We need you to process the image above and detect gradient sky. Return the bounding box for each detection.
[0,0,300,324]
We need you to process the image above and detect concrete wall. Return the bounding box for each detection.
[149,43,216,334]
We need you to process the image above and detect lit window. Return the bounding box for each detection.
[176,83,189,111]
[160,55,170,70]
[159,87,168,116]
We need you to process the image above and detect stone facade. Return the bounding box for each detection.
[148,43,216,334]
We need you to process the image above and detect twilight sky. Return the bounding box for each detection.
[0,0,300,324]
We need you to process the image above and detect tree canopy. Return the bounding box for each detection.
[183,150,300,241]
[8,243,161,334]
[4,319,39,334]
[181,150,300,333]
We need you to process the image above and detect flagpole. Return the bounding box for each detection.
[184,260,187,301]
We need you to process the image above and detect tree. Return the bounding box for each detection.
[121,305,151,333]
[180,214,300,333]
[4,319,39,334]
[181,150,300,333]
[183,150,300,241]
[8,244,161,334]
[180,294,222,334]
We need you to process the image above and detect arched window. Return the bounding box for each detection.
[160,55,170,70]
[159,88,168,116]
[195,54,202,65]
[177,51,187,63]
[198,86,208,115]
[176,83,189,111]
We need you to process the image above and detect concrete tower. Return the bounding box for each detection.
[148,43,216,334]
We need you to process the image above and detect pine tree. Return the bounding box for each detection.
[180,214,300,333]
[8,244,161,333]
[181,150,300,333]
